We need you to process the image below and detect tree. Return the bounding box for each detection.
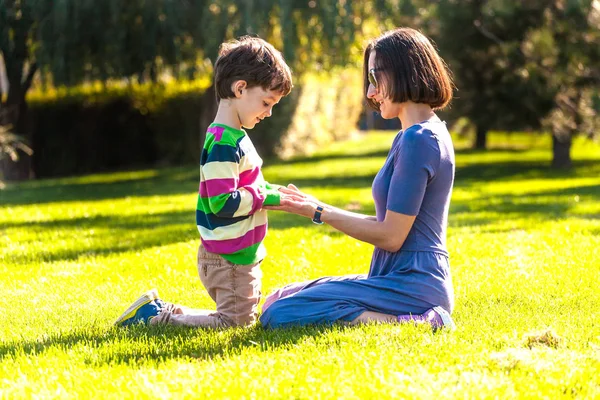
[431,0,553,149]
[1,0,372,180]
[0,0,211,179]
[532,1,600,168]
[428,0,599,165]
[0,0,41,179]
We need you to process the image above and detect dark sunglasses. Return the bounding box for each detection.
[368,68,384,89]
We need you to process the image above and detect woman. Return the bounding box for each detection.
[261,27,456,329]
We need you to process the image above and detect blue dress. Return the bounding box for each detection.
[260,121,455,328]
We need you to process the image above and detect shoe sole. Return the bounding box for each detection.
[114,289,159,326]
[432,306,456,330]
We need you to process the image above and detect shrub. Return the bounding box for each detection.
[25,68,363,177]
[276,68,364,159]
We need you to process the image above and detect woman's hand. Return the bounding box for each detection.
[264,196,318,218]
[278,184,322,205]
[264,184,322,218]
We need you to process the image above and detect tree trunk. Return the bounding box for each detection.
[0,150,33,181]
[551,133,572,169]
[474,123,487,149]
[1,3,38,181]
[0,61,38,181]
[0,101,34,181]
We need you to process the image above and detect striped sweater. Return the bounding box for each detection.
[196,123,281,265]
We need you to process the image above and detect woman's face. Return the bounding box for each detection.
[367,51,401,119]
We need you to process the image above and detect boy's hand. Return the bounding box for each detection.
[264,193,320,219]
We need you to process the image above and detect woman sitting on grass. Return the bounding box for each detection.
[260,27,457,329]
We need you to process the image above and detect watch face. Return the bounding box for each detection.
[312,206,324,224]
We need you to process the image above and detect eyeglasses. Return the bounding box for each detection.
[368,68,384,89]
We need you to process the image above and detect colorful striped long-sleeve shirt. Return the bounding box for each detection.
[196,123,281,265]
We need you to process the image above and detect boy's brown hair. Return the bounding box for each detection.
[214,36,293,101]
[363,28,454,111]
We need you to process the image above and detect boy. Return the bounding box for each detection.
[115,36,293,328]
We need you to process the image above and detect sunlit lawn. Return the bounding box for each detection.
[1,131,599,398]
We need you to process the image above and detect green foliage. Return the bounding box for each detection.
[29,0,209,85]
[25,79,212,177]
[27,78,212,108]
[536,2,600,137]
[274,0,367,71]
[1,131,600,397]
[1,0,373,179]
[3,0,599,175]
[254,68,364,159]
[24,67,363,177]
[432,1,553,137]
[412,0,600,164]
[1,0,369,88]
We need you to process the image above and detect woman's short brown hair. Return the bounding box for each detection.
[363,28,454,111]
[214,36,293,101]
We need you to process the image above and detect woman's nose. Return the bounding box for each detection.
[367,84,377,99]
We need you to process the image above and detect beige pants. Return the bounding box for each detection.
[151,245,262,328]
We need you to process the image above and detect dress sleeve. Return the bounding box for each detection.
[386,127,440,216]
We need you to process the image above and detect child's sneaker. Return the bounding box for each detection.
[397,306,455,330]
[115,289,163,327]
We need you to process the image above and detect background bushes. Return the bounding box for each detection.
[27,68,363,177]
[275,69,364,159]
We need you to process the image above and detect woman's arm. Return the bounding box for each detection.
[275,184,377,221]
[270,127,442,252]
[269,187,414,252]
[320,205,415,252]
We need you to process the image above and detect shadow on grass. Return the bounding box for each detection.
[2,209,311,264]
[2,149,598,207]
[454,183,600,218]
[275,175,376,190]
[2,149,598,241]
[0,165,379,206]
[269,149,391,166]
[0,323,353,365]
[454,147,532,155]
[448,182,600,235]
[0,166,199,207]
[1,210,199,264]
[275,135,541,166]
[455,159,600,185]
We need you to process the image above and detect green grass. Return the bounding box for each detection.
[1,131,600,398]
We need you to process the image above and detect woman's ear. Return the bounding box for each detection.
[232,80,247,98]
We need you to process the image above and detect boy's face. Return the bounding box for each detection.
[236,86,283,129]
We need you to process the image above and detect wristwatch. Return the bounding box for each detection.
[312,205,324,225]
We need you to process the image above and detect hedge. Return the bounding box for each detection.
[26,68,363,177]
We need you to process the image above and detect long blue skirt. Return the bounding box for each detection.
[259,250,454,328]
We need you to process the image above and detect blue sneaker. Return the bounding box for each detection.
[115,289,163,327]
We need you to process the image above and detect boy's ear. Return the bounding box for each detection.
[232,80,247,98]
